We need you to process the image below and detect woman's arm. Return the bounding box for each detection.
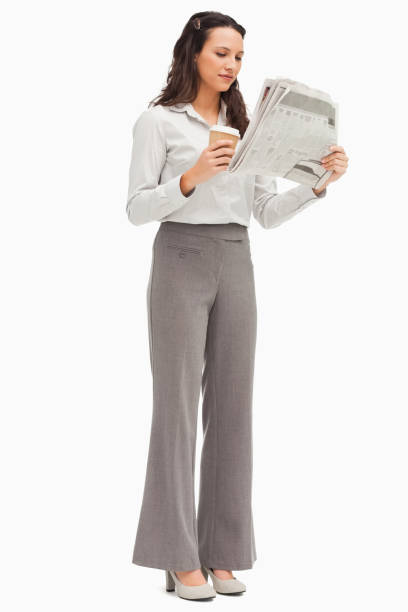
[252,174,327,229]
[126,110,196,226]
[244,106,327,229]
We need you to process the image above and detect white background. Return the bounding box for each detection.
[1,1,407,610]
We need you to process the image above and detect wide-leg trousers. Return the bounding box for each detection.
[131,220,257,571]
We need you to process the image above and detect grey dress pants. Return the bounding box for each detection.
[131,220,257,571]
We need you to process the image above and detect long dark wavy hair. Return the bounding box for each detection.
[148,11,250,139]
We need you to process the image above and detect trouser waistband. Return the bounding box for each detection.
[159,221,249,241]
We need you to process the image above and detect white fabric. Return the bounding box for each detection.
[126,98,327,229]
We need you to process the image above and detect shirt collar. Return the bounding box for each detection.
[168,98,227,127]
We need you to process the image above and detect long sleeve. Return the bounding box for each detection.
[252,174,327,229]
[126,110,196,226]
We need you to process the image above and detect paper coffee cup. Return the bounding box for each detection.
[209,125,240,150]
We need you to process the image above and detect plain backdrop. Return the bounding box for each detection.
[1,1,407,611]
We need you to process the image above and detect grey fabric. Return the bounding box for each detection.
[132,220,257,571]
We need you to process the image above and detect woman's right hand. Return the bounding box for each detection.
[182,139,236,191]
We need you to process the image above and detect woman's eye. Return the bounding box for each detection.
[216,52,242,61]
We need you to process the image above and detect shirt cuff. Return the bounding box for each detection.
[291,183,327,204]
[313,187,327,198]
[312,186,327,198]
[162,173,196,207]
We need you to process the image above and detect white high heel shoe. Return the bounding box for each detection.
[201,566,246,595]
[165,569,216,600]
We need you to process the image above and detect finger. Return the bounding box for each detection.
[328,165,346,174]
[212,147,234,157]
[211,155,232,165]
[209,139,234,150]
[329,145,345,153]
[323,160,347,169]
[322,158,348,168]
[321,152,348,163]
[213,155,233,166]
[323,157,348,165]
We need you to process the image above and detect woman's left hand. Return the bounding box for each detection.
[319,145,349,188]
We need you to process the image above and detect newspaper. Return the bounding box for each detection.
[228,77,339,190]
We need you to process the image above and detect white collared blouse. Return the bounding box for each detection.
[126,98,327,229]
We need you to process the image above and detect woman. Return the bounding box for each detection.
[126,11,348,601]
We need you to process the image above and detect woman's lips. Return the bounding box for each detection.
[219,75,232,80]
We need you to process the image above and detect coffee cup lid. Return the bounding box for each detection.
[209,125,240,138]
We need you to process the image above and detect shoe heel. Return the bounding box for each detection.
[165,570,175,591]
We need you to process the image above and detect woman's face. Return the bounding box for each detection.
[194,27,244,92]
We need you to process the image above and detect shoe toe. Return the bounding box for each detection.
[217,577,246,594]
[203,567,246,594]
[178,583,216,600]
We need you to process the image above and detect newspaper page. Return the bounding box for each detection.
[228,77,338,190]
